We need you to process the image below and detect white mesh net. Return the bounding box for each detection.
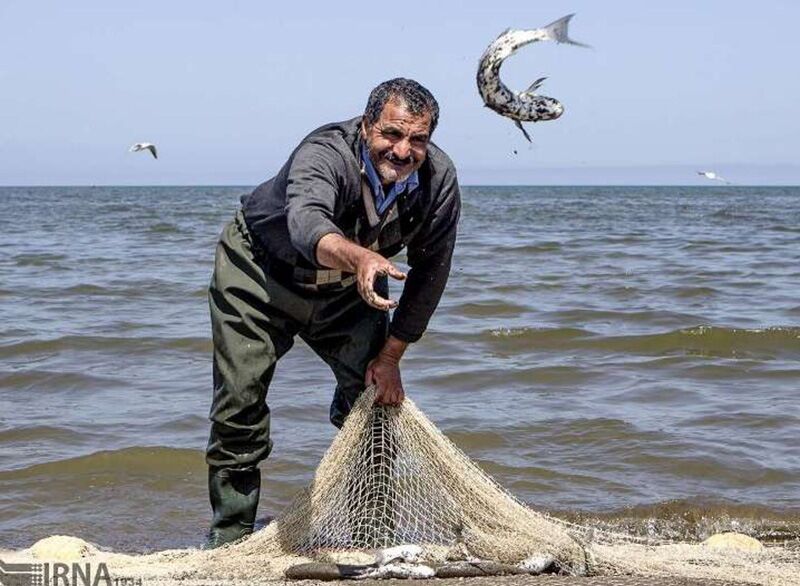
[202,387,799,584]
[271,387,586,569]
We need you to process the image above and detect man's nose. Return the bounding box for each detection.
[393,139,412,160]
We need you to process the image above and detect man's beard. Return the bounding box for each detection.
[375,152,415,184]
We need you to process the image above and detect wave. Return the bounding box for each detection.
[708,207,769,221]
[557,499,800,544]
[28,280,200,299]
[545,308,706,324]
[768,224,800,233]
[488,326,589,344]
[0,335,212,358]
[59,284,113,295]
[671,286,721,298]
[13,253,68,268]
[423,364,601,390]
[146,222,182,234]
[601,325,800,358]
[455,300,530,317]
[0,424,86,444]
[490,242,562,255]
[0,446,204,481]
[481,325,800,358]
[0,369,123,392]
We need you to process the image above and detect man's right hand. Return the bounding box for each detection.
[355,250,406,310]
[316,233,406,311]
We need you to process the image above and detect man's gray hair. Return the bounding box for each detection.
[363,78,439,133]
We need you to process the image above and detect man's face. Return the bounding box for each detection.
[362,99,432,186]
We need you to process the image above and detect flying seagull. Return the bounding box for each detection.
[697,170,728,184]
[129,142,158,159]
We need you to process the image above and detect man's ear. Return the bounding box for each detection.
[360,120,367,139]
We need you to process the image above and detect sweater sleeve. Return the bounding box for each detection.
[284,142,346,267]
[389,165,461,343]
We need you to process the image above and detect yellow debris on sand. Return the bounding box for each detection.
[29,535,98,561]
[702,532,763,552]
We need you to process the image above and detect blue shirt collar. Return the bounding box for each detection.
[360,143,419,215]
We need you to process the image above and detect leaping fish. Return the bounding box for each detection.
[477,14,589,142]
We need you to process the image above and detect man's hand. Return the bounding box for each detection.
[316,233,406,310]
[355,250,406,310]
[365,336,408,406]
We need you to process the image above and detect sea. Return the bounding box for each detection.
[1,185,798,553]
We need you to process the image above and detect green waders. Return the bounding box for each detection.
[205,212,388,547]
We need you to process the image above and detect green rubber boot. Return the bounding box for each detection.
[206,466,261,549]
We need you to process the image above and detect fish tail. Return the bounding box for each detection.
[541,14,591,48]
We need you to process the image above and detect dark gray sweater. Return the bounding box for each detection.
[241,116,461,343]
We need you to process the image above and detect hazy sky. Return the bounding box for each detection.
[1,1,798,185]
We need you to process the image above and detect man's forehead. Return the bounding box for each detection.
[377,101,431,132]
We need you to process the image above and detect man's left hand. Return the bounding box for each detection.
[365,340,406,406]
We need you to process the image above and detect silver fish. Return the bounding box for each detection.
[476,14,589,142]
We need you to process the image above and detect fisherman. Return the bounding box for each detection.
[205,78,461,547]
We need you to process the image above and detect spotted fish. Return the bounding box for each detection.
[476,14,589,142]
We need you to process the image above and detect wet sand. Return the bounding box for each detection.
[351,578,750,586]
[141,576,751,586]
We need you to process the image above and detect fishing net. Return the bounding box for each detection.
[11,386,800,585]
[269,388,585,567]
[193,386,798,584]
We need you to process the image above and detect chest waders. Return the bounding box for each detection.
[204,212,388,547]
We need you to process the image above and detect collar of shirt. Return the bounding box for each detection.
[360,143,419,215]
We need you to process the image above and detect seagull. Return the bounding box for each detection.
[129,142,158,159]
[697,170,728,184]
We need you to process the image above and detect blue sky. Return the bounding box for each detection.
[1,1,798,185]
